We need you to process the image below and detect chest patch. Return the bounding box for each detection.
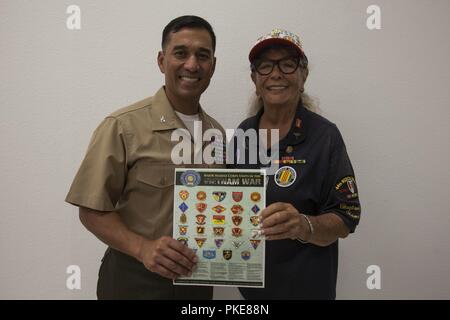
[274,166,297,188]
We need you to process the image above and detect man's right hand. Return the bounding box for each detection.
[137,236,198,280]
[78,208,197,280]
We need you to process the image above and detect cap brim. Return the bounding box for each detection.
[249,38,304,62]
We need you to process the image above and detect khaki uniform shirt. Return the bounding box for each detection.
[66,87,225,240]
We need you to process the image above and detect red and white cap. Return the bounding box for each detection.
[248,28,306,62]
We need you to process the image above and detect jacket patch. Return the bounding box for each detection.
[335,176,358,200]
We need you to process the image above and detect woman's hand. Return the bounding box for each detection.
[260,202,309,240]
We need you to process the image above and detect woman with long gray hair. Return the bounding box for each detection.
[233,29,361,299]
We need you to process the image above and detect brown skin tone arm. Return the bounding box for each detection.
[79,207,197,279]
[260,202,349,247]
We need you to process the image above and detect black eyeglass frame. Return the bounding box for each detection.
[251,56,308,75]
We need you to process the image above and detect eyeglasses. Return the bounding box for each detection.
[252,56,303,75]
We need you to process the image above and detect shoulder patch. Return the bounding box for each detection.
[335,176,358,200]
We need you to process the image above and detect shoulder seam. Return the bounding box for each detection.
[107,97,154,119]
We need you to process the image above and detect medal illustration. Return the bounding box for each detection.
[232,192,243,202]
[212,191,226,202]
[250,239,261,250]
[250,216,260,226]
[179,190,189,201]
[231,205,244,215]
[215,239,224,249]
[212,215,225,224]
[232,215,243,226]
[177,237,188,246]
[250,192,261,202]
[196,226,205,234]
[178,202,188,213]
[197,191,206,201]
[251,205,260,214]
[212,205,225,214]
[203,250,216,259]
[232,241,244,249]
[213,227,224,236]
[241,250,251,261]
[223,250,232,260]
[232,227,242,237]
[251,229,263,239]
[196,203,207,213]
[195,238,206,248]
[179,225,187,235]
[195,214,206,225]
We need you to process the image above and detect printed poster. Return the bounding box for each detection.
[173,168,266,287]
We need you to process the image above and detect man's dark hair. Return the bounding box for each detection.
[162,15,216,52]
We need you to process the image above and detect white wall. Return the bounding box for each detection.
[1,0,449,299]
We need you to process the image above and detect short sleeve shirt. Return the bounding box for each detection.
[66,87,225,239]
[232,104,361,299]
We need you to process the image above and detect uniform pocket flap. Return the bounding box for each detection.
[136,162,175,188]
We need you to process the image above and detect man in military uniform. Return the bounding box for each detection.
[65,15,224,299]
